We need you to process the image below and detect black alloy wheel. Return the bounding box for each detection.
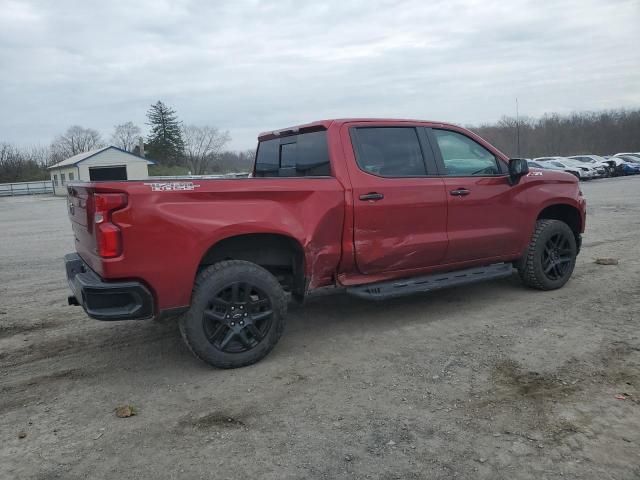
[179,260,287,368]
[203,282,273,353]
[541,232,573,281]
[518,219,577,291]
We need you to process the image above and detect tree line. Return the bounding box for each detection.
[470,108,640,158]
[0,100,254,183]
[3,106,639,183]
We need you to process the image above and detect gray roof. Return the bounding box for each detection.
[48,145,155,169]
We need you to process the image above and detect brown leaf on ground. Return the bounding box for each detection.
[115,405,136,418]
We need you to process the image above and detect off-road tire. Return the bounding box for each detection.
[518,219,577,291]
[179,260,287,368]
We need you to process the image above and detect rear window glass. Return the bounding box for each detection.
[352,127,427,177]
[255,130,331,177]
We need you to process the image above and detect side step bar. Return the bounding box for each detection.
[346,263,514,300]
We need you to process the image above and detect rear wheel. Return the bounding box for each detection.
[180,260,287,368]
[518,219,577,290]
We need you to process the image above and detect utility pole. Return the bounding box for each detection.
[516,98,521,157]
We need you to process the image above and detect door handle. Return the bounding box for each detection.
[449,188,470,196]
[359,192,384,201]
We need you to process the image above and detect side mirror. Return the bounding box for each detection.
[508,158,529,185]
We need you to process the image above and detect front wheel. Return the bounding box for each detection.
[179,260,287,368]
[518,219,577,290]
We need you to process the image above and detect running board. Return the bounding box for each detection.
[346,263,514,300]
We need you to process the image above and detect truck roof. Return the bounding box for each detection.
[258,118,462,140]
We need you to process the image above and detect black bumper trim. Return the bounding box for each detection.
[65,253,154,321]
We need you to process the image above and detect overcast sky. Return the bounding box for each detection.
[1,0,638,151]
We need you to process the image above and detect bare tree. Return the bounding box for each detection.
[0,143,48,182]
[182,125,231,175]
[18,144,51,166]
[471,109,640,158]
[111,122,141,152]
[50,125,104,163]
[212,149,255,174]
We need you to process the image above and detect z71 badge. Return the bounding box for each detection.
[143,182,201,192]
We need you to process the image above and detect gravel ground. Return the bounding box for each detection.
[1,177,639,480]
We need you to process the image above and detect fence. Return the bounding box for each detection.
[0,180,54,197]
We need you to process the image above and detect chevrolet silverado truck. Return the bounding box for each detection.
[64,119,586,368]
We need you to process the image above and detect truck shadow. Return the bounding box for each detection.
[1,275,522,376]
[287,274,520,334]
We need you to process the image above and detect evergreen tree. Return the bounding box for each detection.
[146,101,185,165]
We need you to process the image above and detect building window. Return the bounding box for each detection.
[61,173,66,185]
[69,172,74,181]
[53,174,59,186]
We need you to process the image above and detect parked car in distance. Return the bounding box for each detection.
[614,155,640,175]
[526,161,545,168]
[561,158,604,178]
[533,157,596,180]
[567,155,612,177]
[614,153,640,160]
[64,118,587,368]
[602,156,626,176]
[527,160,581,179]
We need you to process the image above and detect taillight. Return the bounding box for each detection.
[93,193,127,258]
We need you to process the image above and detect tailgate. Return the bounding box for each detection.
[67,185,97,259]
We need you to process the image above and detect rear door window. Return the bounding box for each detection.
[351,127,429,177]
[255,130,331,177]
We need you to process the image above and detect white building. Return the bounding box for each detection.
[48,146,154,196]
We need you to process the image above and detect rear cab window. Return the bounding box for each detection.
[254,130,331,177]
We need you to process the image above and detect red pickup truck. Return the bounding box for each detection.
[65,118,586,368]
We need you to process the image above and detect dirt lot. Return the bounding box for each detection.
[1,177,639,480]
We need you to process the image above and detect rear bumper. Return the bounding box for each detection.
[65,253,154,321]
